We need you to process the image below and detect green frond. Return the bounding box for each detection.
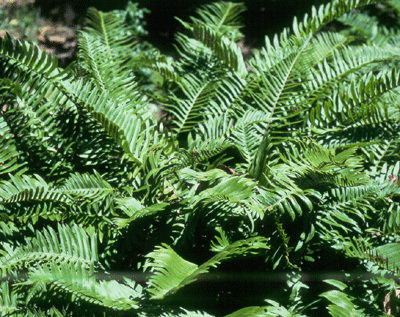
[247,38,315,120]
[0,36,156,168]
[370,161,400,185]
[195,113,234,141]
[59,171,115,204]
[222,306,269,317]
[166,75,220,136]
[320,289,366,317]
[162,139,232,175]
[162,309,215,317]
[0,282,21,316]
[153,59,182,84]
[306,31,350,67]
[0,221,19,238]
[0,224,99,277]
[190,22,247,77]
[0,34,69,81]
[144,139,232,204]
[0,174,66,204]
[196,174,255,203]
[62,79,158,164]
[190,1,246,41]
[375,243,400,273]
[291,0,381,38]
[0,111,26,176]
[338,11,397,47]
[113,199,168,229]
[77,7,139,99]
[223,298,307,317]
[207,72,247,116]
[309,68,400,151]
[380,203,400,234]
[230,110,271,169]
[279,141,369,189]
[258,174,315,221]
[303,46,400,113]
[361,139,400,168]
[24,262,142,311]
[247,132,272,183]
[317,186,378,238]
[194,174,265,224]
[145,236,269,300]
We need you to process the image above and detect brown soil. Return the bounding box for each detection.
[0,0,81,67]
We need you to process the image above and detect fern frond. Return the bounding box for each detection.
[0,110,26,176]
[320,289,366,317]
[145,236,269,300]
[145,139,232,203]
[207,72,247,117]
[62,79,157,164]
[161,309,215,317]
[153,59,182,84]
[0,35,157,167]
[195,113,234,141]
[190,22,247,77]
[292,0,381,37]
[361,139,400,168]
[0,174,66,204]
[0,282,21,316]
[166,75,219,136]
[338,11,397,47]
[230,109,271,169]
[113,199,168,229]
[24,262,141,311]
[59,171,115,204]
[303,46,399,112]
[78,7,139,100]
[306,31,350,67]
[280,141,369,189]
[190,1,246,41]
[0,34,69,81]
[258,174,315,221]
[0,224,99,276]
[194,174,265,224]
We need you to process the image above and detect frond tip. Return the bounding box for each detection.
[145,236,269,300]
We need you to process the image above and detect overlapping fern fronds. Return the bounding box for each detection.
[2,0,400,316]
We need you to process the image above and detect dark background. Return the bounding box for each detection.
[34,0,332,54]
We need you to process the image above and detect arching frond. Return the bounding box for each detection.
[230,109,271,169]
[0,34,70,81]
[61,79,158,164]
[338,11,398,47]
[59,171,115,203]
[165,75,220,136]
[77,7,139,100]
[280,141,369,189]
[145,236,269,300]
[189,22,247,77]
[113,199,168,229]
[24,262,142,311]
[258,174,315,221]
[292,0,381,37]
[321,289,366,317]
[0,109,26,176]
[0,174,66,204]
[0,224,99,277]
[190,1,246,41]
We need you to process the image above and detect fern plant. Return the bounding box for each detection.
[1,0,400,316]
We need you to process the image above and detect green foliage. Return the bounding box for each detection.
[1,0,400,316]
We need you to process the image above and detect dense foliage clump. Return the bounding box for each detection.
[1,0,400,316]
